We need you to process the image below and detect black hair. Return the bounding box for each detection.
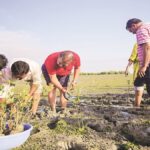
[0,54,8,70]
[126,18,142,29]
[11,61,29,76]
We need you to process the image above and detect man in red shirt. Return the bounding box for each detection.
[42,50,81,112]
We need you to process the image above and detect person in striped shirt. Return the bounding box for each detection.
[126,18,150,107]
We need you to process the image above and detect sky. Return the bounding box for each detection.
[0,0,150,72]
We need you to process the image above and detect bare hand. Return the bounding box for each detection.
[125,68,129,76]
[70,80,77,90]
[138,67,147,77]
[61,87,67,93]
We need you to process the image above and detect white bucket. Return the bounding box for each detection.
[0,123,33,150]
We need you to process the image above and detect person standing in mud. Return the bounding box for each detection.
[125,43,139,81]
[42,50,81,112]
[11,59,42,115]
[126,18,150,107]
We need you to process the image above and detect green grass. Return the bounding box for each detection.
[72,74,133,95]
[13,74,133,96]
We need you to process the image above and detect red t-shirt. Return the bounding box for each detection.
[44,51,80,76]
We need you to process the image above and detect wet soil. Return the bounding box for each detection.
[14,93,150,150]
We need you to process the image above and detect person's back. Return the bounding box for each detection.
[44,51,80,76]
[136,23,150,67]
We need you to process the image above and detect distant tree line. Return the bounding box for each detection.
[80,71,124,75]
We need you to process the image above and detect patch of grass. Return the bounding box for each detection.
[70,74,133,95]
[51,118,87,136]
[142,120,150,125]
[54,119,68,133]
[13,74,133,97]
[119,142,139,150]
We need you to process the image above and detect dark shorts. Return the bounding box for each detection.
[134,65,150,95]
[42,64,70,87]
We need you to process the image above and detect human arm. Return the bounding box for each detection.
[125,44,138,76]
[28,62,42,98]
[129,44,138,61]
[28,84,38,98]
[49,74,67,93]
[70,52,81,89]
[138,42,150,77]
[70,67,80,89]
[125,60,133,76]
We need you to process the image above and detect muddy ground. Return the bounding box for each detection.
[14,93,150,150]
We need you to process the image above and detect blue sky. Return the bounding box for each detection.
[0,0,150,72]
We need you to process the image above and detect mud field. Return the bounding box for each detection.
[14,93,150,150]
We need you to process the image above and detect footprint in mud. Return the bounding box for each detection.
[87,123,113,132]
[87,123,103,132]
[57,141,87,150]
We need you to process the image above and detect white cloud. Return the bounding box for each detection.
[0,28,45,64]
[0,28,128,72]
[0,29,39,50]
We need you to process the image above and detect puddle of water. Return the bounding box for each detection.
[120,111,131,117]
[111,105,133,109]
